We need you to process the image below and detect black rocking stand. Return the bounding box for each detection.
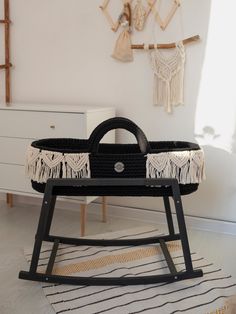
[19,178,203,286]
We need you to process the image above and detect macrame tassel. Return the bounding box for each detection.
[133,0,146,31]
[26,146,91,183]
[166,82,171,113]
[153,77,168,108]
[189,150,206,183]
[146,152,168,178]
[146,150,205,184]
[170,70,184,106]
[169,151,190,184]
[64,154,91,179]
[32,151,64,183]
[25,146,41,179]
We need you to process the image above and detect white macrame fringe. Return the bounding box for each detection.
[26,146,91,183]
[146,150,206,184]
[26,146,205,185]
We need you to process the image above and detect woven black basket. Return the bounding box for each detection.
[27,117,205,196]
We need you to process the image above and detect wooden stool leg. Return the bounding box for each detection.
[6,193,13,208]
[102,196,107,223]
[80,204,87,237]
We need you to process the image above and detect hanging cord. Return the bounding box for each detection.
[178,0,185,42]
[153,0,161,43]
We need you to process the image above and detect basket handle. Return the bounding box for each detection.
[89,117,151,154]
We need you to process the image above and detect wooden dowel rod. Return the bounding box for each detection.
[131,35,200,50]
[4,0,11,104]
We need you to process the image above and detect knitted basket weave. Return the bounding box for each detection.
[26,117,205,196]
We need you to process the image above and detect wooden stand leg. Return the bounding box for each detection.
[102,196,107,223]
[6,193,13,207]
[80,204,87,237]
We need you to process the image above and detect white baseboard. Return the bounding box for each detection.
[88,202,236,236]
[1,193,236,236]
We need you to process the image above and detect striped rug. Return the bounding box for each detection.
[24,227,236,314]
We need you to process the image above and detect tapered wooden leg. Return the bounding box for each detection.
[80,204,87,237]
[6,193,13,208]
[102,196,107,223]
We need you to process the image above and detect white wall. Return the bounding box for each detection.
[2,0,236,222]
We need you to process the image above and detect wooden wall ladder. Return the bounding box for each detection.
[1,0,11,103]
[1,0,12,207]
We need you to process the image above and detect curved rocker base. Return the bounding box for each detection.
[19,178,203,286]
[19,269,203,286]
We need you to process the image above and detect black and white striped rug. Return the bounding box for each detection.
[25,227,236,314]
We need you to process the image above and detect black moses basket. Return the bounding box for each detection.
[26,117,205,196]
[19,117,206,286]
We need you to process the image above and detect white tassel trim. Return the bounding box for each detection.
[146,149,206,184]
[26,146,205,185]
[26,146,91,183]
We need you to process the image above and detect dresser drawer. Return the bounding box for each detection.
[0,164,34,194]
[0,137,31,165]
[0,110,86,139]
[0,104,115,201]
[0,164,96,204]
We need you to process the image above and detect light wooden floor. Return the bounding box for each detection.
[0,200,236,314]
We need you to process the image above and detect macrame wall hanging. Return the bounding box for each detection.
[149,41,185,113]
[132,36,199,113]
[100,0,200,113]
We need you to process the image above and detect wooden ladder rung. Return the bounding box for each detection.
[0,19,10,24]
[1,0,11,104]
[0,63,12,69]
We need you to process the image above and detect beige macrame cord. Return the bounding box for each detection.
[146,149,206,184]
[26,146,205,185]
[149,41,185,113]
[26,146,91,184]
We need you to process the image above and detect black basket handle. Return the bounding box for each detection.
[89,117,151,154]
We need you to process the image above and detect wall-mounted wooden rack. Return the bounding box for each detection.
[1,0,13,207]
[1,0,12,104]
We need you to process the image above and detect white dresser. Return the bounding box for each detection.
[0,104,115,199]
